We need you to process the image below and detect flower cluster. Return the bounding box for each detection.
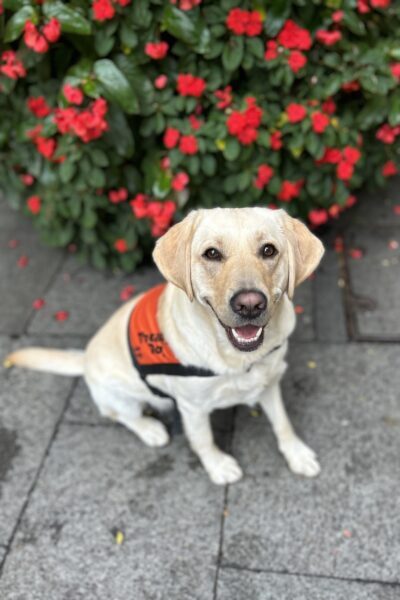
[24,18,61,54]
[92,0,130,22]
[227,98,263,145]
[163,127,198,154]
[0,51,26,80]
[226,8,263,37]
[177,74,206,97]
[54,98,108,143]
[130,194,176,237]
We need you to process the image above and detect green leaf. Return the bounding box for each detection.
[324,74,342,96]
[388,94,400,127]
[104,106,135,158]
[91,149,109,167]
[222,37,244,71]
[265,0,291,37]
[4,5,37,42]
[202,155,217,176]
[162,5,196,44]
[114,54,155,112]
[88,167,106,188]
[94,59,139,114]
[357,97,387,130]
[43,1,92,36]
[59,160,76,183]
[343,11,366,36]
[94,33,115,56]
[223,137,241,161]
[120,24,138,49]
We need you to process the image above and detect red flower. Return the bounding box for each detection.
[286,103,307,123]
[318,148,342,164]
[311,112,330,134]
[346,195,357,208]
[382,160,397,177]
[188,115,201,130]
[390,63,400,80]
[172,172,189,191]
[155,75,168,89]
[171,0,201,9]
[145,41,169,60]
[130,193,149,218]
[149,201,176,237]
[357,0,371,12]
[36,137,56,159]
[0,50,26,79]
[270,131,282,150]
[328,204,341,218]
[63,84,84,105]
[309,209,328,226]
[24,22,49,53]
[108,188,128,203]
[332,10,344,22]
[226,8,262,37]
[17,255,29,268]
[53,98,108,142]
[341,80,360,92]
[343,146,361,164]
[288,51,307,73]
[114,239,128,253]
[27,195,41,214]
[254,164,274,189]
[163,127,180,149]
[42,18,61,43]
[160,157,171,170]
[179,135,198,154]
[120,285,135,301]
[92,0,115,21]
[214,86,233,109]
[315,30,342,46]
[376,124,398,144]
[177,74,206,97]
[322,98,336,114]
[264,40,278,61]
[32,298,45,310]
[27,96,51,118]
[370,0,391,6]
[336,161,354,181]
[278,180,303,202]
[21,174,34,186]
[277,20,312,51]
[227,99,262,146]
[54,310,69,321]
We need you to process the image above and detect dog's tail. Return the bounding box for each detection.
[4,347,85,376]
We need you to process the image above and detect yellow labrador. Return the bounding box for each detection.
[6,207,324,485]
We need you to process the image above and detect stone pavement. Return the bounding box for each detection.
[0,187,399,600]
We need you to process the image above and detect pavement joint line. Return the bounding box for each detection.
[23,251,67,335]
[336,235,358,341]
[213,407,237,600]
[220,563,400,588]
[0,377,79,580]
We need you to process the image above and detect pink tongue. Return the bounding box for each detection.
[233,325,260,339]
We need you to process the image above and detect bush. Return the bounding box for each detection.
[0,0,400,270]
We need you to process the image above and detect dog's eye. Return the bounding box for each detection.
[261,244,277,258]
[203,247,222,261]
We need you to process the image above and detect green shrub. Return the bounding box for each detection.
[0,0,399,270]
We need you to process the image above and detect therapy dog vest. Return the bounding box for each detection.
[128,284,215,397]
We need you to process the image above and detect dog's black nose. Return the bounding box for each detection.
[230,290,267,319]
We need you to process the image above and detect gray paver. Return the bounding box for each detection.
[292,279,314,341]
[345,227,400,339]
[342,176,400,227]
[0,423,223,600]
[217,568,400,600]
[0,197,33,233]
[28,255,163,336]
[0,229,63,335]
[222,343,400,583]
[0,336,74,548]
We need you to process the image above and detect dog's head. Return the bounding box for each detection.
[153,207,324,352]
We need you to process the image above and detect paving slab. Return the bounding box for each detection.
[28,255,163,336]
[0,197,33,234]
[341,176,400,227]
[222,343,400,583]
[0,423,223,600]
[345,227,400,339]
[0,336,75,549]
[292,279,314,342]
[0,229,64,336]
[217,568,400,600]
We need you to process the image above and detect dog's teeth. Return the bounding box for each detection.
[232,327,262,344]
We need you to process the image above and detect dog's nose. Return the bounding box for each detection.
[230,290,267,319]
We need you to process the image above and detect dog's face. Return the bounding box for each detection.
[153,207,324,352]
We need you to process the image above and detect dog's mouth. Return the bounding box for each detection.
[225,324,264,352]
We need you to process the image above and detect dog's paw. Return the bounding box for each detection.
[133,417,170,448]
[279,437,320,478]
[206,452,243,485]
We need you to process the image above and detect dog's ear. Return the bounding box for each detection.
[152,211,198,301]
[280,211,325,299]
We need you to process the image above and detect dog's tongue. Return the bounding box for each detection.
[232,325,261,340]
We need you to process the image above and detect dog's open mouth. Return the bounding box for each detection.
[226,324,264,352]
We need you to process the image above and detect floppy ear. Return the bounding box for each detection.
[281,211,325,299]
[152,211,198,301]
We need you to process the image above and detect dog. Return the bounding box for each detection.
[6,207,324,485]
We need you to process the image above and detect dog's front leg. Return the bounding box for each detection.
[259,384,320,477]
[179,406,243,485]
